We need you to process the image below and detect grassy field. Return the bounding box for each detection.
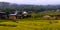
[0,19,60,30]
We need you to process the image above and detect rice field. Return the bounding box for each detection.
[0,19,60,30]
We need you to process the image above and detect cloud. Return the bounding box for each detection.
[0,0,60,5]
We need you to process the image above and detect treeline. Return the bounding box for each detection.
[0,2,60,12]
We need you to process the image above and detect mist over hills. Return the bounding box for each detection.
[0,2,60,12]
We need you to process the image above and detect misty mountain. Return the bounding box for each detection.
[0,2,60,12]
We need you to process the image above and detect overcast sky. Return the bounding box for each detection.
[0,0,60,5]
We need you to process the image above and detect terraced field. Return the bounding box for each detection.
[0,20,60,30]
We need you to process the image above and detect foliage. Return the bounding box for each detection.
[0,2,60,12]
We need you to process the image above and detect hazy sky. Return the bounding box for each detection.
[0,0,60,5]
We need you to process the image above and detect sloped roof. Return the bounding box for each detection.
[0,12,6,13]
[9,14,16,16]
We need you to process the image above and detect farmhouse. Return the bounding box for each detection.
[0,10,31,19]
[9,10,28,19]
[9,10,18,19]
[9,14,17,19]
[22,11,31,18]
[0,12,7,19]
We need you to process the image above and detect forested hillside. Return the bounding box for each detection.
[0,2,60,13]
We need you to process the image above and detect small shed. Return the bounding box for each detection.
[43,15,51,18]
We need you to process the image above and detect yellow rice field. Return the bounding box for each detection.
[0,20,60,30]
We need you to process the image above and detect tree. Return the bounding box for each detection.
[5,8,10,19]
